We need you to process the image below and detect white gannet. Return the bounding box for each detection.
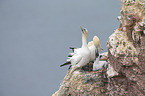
[88,36,101,62]
[69,28,88,55]
[69,35,101,62]
[60,26,91,74]
[93,54,108,71]
[99,52,108,61]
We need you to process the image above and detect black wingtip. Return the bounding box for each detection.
[60,61,71,67]
[69,47,75,52]
[68,54,72,57]
[69,47,75,49]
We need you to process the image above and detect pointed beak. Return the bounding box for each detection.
[80,26,84,33]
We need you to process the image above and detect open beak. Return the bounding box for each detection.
[80,26,84,33]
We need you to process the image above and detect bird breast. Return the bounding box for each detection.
[89,44,96,61]
[81,47,90,56]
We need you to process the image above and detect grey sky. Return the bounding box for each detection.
[0,0,121,96]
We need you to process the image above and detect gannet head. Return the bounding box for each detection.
[88,41,93,47]
[83,28,88,39]
[93,36,100,47]
[80,26,88,39]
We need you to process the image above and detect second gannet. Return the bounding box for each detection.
[88,36,101,62]
[60,26,91,75]
[93,52,108,71]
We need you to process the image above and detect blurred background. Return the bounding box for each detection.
[0,0,121,96]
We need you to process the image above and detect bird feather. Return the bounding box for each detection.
[60,61,71,67]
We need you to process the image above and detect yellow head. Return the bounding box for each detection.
[93,36,100,47]
[80,26,88,39]
[83,28,88,39]
[88,41,93,47]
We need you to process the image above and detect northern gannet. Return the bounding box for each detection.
[88,36,101,62]
[93,55,108,71]
[69,35,101,62]
[69,28,88,54]
[60,26,91,74]
[99,52,108,61]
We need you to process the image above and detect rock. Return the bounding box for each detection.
[107,0,145,95]
[53,0,145,95]
[107,63,119,78]
[53,69,108,96]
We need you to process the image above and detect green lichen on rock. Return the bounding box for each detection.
[107,0,145,68]
[121,0,145,6]
[107,29,138,66]
[107,0,145,95]
[119,0,144,34]
[53,69,108,96]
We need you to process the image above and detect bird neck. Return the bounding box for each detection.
[93,41,99,48]
[81,33,87,48]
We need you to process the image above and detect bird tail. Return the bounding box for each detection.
[60,61,71,67]
[69,65,78,75]
[68,65,72,70]
[68,54,72,57]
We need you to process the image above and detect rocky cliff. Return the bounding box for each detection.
[53,0,145,95]
[107,0,145,95]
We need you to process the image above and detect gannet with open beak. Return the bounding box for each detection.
[69,28,88,55]
[60,26,91,74]
[69,35,101,62]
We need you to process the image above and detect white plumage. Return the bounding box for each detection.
[61,27,104,74]
[88,36,101,61]
[89,36,108,71]
[61,26,91,74]
[93,56,108,71]
[69,35,101,62]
